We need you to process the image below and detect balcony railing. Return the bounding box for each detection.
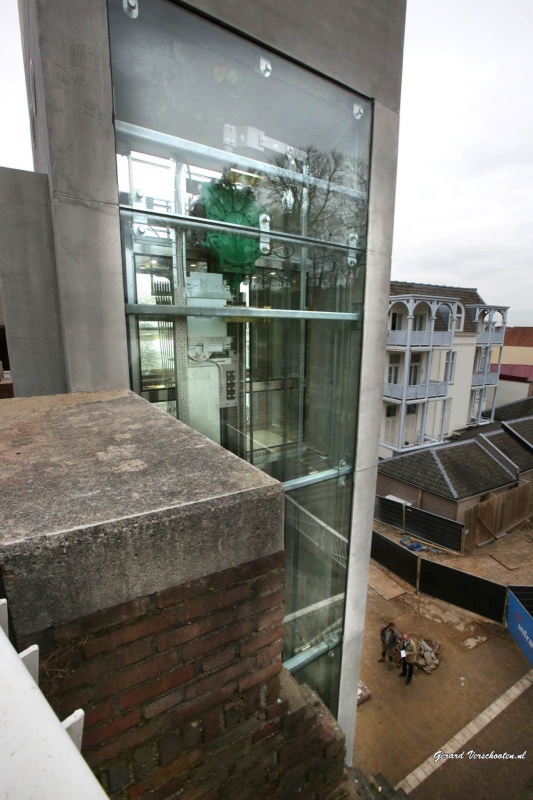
[387,330,453,348]
[471,371,498,387]
[383,381,448,401]
[476,330,505,345]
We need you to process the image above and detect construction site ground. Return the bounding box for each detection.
[353,523,533,799]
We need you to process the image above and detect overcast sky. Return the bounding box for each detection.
[0,0,531,325]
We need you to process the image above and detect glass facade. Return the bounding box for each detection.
[108,0,371,714]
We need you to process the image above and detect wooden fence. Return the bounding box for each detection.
[464,481,533,547]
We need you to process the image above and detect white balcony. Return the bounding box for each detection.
[387,330,453,348]
[383,381,448,401]
[471,371,498,387]
[476,330,505,345]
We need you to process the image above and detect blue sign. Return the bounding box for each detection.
[508,590,533,667]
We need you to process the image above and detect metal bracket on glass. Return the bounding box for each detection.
[223,123,306,162]
[259,213,271,255]
[347,232,358,267]
[123,0,139,18]
[338,460,347,487]
[353,103,365,120]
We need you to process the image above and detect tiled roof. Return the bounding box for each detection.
[503,327,533,348]
[486,397,533,421]
[390,281,485,305]
[389,282,485,334]
[451,421,502,441]
[378,440,515,500]
[504,418,533,454]
[483,428,533,473]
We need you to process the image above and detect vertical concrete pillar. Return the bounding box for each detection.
[0,167,67,396]
[18,0,129,392]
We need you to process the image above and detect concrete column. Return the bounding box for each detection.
[338,100,402,762]
[0,167,67,396]
[19,0,129,392]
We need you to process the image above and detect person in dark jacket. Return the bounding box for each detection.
[400,633,416,685]
[378,621,398,670]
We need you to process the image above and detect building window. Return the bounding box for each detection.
[408,352,421,386]
[444,351,456,383]
[413,314,425,331]
[386,405,397,418]
[391,312,403,331]
[455,305,464,332]
[476,347,488,374]
[388,353,400,384]
[406,404,417,415]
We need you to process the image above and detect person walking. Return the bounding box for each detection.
[378,621,398,670]
[399,633,416,685]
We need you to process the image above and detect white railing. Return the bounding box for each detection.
[0,599,108,800]
[383,381,448,401]
[387,330,453,348]
[471,372,498,387]
[477,330,505,345]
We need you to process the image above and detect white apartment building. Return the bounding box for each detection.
[379,282,508,459]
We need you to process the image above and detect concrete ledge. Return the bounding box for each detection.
[0,391,284,636]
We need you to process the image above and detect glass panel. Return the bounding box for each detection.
[109,0,371,714]
[108,0,371,247]
[122,210,364,314]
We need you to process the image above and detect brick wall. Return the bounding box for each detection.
[21,551,349,800]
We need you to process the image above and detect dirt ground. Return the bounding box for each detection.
[353,561,533,798]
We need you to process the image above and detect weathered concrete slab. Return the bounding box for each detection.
[0,391,284,636]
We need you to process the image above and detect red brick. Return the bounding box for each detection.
[240,624,284,657]
[238,659,282,693]
[202,645,236,673]
[157,609,233,652]
[58,657,107,691]
[49,686,90,721]
[251,719,281,744]
[120,663,195,710]
[144,688,184,719]
[54,596,153,642]
[236,588,284,620]
[185,658,253,700]
[84,610,174,658]
[84,698,115,729]
[236,551,284,581]
[82,709,141,749]
[256,639,284,666]
[256,606,284,632]
[163,684,234,730]
[93,650,178,700]
[254,570,284,595]
[156,568,235,608]
[84,719,160,768]
[202,708,223,743]
[183,620,253,661]
[266,676,280,705]
[178,584,251,624]
[110,639,153,670]
[129,748,202,796]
